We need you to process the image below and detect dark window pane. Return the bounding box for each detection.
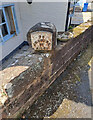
[0,10,5,24]
[2,24,8,37]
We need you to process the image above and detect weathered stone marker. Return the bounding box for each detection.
[27,22,57,51]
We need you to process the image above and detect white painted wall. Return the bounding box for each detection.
[18,2,68,40]
[0,3,24,61]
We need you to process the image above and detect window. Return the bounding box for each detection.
[0,4,19,43]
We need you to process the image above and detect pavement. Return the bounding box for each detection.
[71,12,93,25]
[71,2,93,25]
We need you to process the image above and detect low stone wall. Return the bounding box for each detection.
[1,21,93,118]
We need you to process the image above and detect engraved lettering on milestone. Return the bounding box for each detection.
[31,31,52,50]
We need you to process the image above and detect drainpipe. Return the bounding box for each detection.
[65,1,71,31]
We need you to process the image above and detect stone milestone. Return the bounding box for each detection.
[27,22,57,51]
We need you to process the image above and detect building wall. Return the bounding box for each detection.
[1,1,68,61]
[0,3,24,61]
[18,1,68,40]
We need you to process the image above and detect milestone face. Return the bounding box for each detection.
[31,31,52,50]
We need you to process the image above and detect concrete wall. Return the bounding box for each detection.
[18,1,68,40]
[1,2,24,61]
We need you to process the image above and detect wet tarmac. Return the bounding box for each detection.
[22,42,93,119]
